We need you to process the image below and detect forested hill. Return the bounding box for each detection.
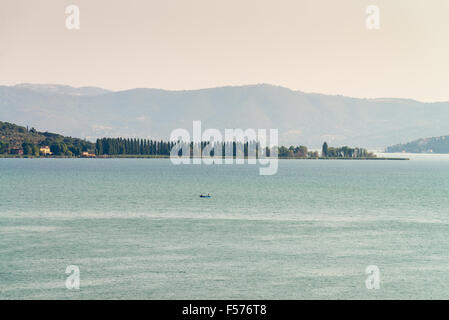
[386,135,449,153]
[0,121,95,156]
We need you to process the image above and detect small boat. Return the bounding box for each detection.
[200,194,211,198]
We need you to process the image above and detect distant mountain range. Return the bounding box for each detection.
[1,83,449,148]
[386,135,449,153]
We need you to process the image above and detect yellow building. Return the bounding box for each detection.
[40,146,52,155]
[81,151,96,158]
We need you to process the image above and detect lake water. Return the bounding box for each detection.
[1,157,449,299]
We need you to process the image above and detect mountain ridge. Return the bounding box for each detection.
[10,83,434,103]
[1,83,448,148]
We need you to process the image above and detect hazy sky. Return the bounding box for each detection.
[1,0,448,101]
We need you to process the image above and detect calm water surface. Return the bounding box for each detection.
[1,157,448,299]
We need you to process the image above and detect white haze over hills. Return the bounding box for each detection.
[1,83,449,149]
[14,83,111,96]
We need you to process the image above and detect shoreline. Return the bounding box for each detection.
[0,155,410,160]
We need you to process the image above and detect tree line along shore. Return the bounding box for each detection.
[0,121,407,160]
